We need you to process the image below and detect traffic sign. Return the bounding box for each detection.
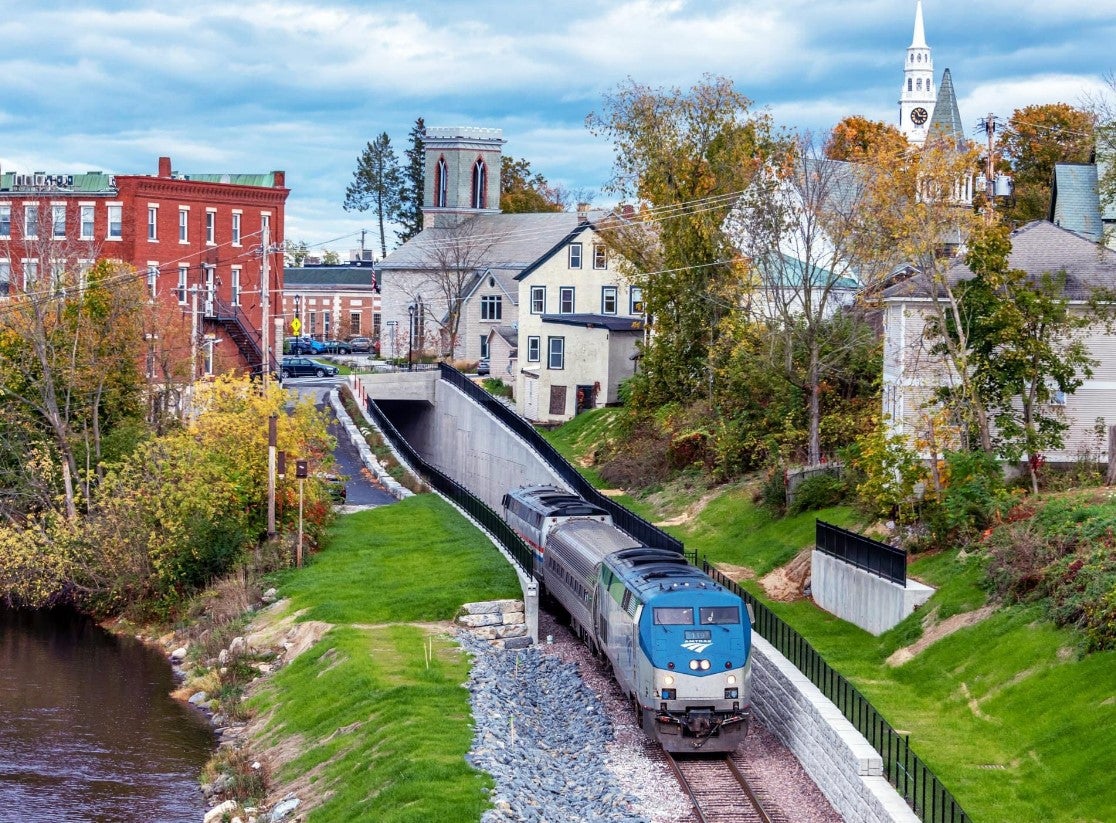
[291,317,302,335]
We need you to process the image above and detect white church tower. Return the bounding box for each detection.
[899,1,937,146]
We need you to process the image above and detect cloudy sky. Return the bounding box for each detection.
[2,1,1112,257]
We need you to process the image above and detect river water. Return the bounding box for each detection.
[0,606,214,823]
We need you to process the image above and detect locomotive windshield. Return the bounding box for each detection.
[653,607,694,625]
[699,606,740,625]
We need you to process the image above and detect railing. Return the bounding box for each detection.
[437,363,684,556]
[703,562,970,823]
[362,395,535,576]
[816,520,907,586]
[210,297,278,374]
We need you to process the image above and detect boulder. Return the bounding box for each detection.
[204,799,237,823]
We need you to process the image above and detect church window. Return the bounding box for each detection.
[928,80,932,93]
[435,157,448,208]
[472,158,487,209]
[916,78,922,90]
[908,79,912,91]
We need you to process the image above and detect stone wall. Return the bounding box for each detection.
[456,600,531,650]
[751,636,920,823]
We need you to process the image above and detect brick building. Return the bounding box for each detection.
[0,156,288,375]
[281,264,381,343]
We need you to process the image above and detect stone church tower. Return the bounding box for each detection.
[422,127,504,229]
[899,0,937,146]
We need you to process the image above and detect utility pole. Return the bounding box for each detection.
[267,414,277,538]
[261,223,272,391]
[980,113,1000,223]
[189,284,199,414]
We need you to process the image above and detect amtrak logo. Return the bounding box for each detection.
[681,640,712,653]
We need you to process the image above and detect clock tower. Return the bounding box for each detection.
[899,0,937,146]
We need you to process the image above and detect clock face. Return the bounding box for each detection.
[911,107,929,125]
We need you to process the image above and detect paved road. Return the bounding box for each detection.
[284,377,396,509]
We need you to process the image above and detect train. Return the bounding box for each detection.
[501,485,753,753]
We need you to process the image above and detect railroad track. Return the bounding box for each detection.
[664,752,777,823]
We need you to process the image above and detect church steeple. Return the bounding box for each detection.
[899,0,936,146]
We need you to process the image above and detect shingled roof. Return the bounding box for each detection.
[926,68,966,148]
[881,220,1116,301]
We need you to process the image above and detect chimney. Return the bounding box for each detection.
[576,202,590,223]
[158,156,172,178]
[620,204,636,220]
[273,170,286,188]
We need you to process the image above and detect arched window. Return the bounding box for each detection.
[928,80,932,93]
[435,157,448,208]
[472,158,487,209]
[916,78,922,90]
[908,79,913,92]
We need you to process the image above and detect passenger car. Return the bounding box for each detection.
[476,358,491,376]
[347,336,377,354]
[280,356,338,379]
[287,336,327,355]
[321,339,352,354]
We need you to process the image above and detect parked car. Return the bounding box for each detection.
[280,356,338,379]
[348,336,377,354]
[476,358,490,376]
[287,336,327,355]
[321,339,352,354]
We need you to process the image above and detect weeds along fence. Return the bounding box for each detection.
[362,396,535,576]
[437,364,684,556]
[703,562,971,823]
[816,520,907,586]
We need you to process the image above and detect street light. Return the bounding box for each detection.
[407,303,416,372]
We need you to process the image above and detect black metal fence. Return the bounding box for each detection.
[362,396,535,576]
[816,520,907,586]
[437,364,684,555]
[703,563,970,823]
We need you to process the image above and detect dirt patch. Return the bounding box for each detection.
[599,488,626,497]
[713,563,756,583]
[759,549,813,601]
[887,606,995,666]
[655,490,720,527]
[244,601,332,662]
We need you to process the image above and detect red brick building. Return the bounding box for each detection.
[0,156,288,375]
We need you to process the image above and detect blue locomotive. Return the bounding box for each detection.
[501,486,752,752]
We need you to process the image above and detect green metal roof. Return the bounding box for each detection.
[183,173,279,187]
[0,171,117,194]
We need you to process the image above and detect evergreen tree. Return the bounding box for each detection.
[343,133,403,258]
[397,117,426,243]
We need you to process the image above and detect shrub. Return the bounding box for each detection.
[922,450,1014,549]
[843,417,925,521]
[788,472,848,515]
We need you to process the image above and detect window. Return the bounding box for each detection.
[107,204,122,239]
[22,259,39,289]
[0,205,10,238]
[177,266,188,304]
[653,607,694,625]
[147,263,158,300]
[630,286,644,314]
[481,294,502,321]
[24,205,39,238]
[51,260,65,295]
[205,209,216,244]
[203,336,216,376]
[907,78,913,92]
[179,207,189,243]
[349,311,361,336]
[52,205,66,239]
[472,158,487,209]
[593,244,607,269]
[530,285,545,314]
[231,266,241,306]
[699,606,740,625]
[601,286,617,315]
[435,157,448,207]
[323,311,331,337]
[568,242,582,269]
[80,205,94,240]
[559,287,574,314]
[261,213,271,242]
[0,260,10,297]
[308,311,317,336]
[480,335,489,358]
[527,336,540,362]
[148,206,158,241]
[1050,389,1067,406]
[547,336,565,369]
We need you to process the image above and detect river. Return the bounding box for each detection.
[0,606,214,823]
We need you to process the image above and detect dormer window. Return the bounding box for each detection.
[472,158,487,209]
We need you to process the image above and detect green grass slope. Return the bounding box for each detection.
[250,496,520,822]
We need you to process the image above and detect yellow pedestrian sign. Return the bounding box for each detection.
[290,317,302,335]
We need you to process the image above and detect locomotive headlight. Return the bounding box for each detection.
[700,659,711,671]
[726,674,737,685]
[689,660,700,671]
[663,675,675,686]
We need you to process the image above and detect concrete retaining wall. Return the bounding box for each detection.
[811,551,934,636]
[752,636,920,823]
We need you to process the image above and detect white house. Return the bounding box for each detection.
[881,220,1116,465]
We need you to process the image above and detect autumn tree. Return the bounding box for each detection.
[999,103,1095,224]
[343,133,404,257]
[825,115,908,163]
[500,156,565,213]
[398,117,426,244]
[284,239,310,267]
[729,135,880,466]
[587,74,779,409]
